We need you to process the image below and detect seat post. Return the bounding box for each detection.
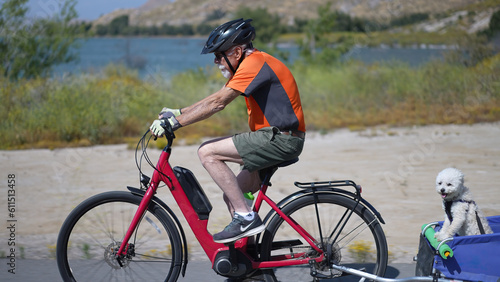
[260,168,277,187]
[254,158,299,213]
[259,158,299,187]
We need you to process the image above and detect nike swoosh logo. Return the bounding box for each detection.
[240,224,253,232]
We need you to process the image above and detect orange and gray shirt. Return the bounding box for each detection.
[226,50,306,132]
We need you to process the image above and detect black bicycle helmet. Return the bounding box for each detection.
[201,18,255,54]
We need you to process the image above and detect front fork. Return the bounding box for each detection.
[115,243,135,267]
[115,184,157,263]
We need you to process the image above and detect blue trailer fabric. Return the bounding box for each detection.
[432,215,500,282]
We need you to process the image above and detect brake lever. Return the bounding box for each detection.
[160,118,176,140]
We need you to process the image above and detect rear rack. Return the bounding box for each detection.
[294,180,361,194]
[293,180,385,224]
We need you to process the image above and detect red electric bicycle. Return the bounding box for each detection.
[56,123,388,281]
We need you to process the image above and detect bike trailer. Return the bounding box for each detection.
[415,215,500,282]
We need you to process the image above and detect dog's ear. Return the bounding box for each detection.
[456,170,465,190]
[455,168,464,184]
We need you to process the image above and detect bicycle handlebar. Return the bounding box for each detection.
[152,118,175,149]
[135,122,176,179]
[160,118,176,140]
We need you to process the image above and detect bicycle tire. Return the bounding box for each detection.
[56,191,182,282]
[260,193,388,281]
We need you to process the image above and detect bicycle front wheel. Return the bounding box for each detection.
[260,193,388,281]
[57,191,182,282]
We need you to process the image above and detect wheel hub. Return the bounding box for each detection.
[326,242,343,277]
[309,239,343,278]
[319,240,341,271]
[104,242,134,269]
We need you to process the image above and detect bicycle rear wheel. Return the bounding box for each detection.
[57,191,182,282]
[260,192,388,281]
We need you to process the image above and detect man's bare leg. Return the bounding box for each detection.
[197,136,251,214]
[222,169,261,215]
[199,137,266,243]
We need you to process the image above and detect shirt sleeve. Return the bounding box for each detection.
[226,52,265,97]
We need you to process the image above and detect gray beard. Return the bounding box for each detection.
[218,64,232,79]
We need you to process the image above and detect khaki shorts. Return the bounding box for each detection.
[232,127,304,172]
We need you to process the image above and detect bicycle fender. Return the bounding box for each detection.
[263,188,385,225]
[127,186,189,277]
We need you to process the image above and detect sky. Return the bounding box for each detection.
[27,0,149,20]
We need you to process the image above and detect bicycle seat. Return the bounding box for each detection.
[259,158,299,184]
[277,157,299,168]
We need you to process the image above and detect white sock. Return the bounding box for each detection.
[235,211,255,221]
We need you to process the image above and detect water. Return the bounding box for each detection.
[54,37,215,79]
[343,44,448,66]
[54,37,449,79]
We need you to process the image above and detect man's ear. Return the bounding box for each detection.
[234,46,244,60]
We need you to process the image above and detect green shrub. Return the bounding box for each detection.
[1,53,499,149]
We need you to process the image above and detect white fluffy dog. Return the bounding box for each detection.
[434,168,492,241]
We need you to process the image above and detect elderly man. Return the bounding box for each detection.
[150,18,305,243]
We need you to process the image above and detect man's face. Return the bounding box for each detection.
[214,46,242,79]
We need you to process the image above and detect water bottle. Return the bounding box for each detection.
[243,192,255,209]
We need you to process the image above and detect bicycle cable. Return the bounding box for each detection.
[134,130,170,188]
[134,130,149,188]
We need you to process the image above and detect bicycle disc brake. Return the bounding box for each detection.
[104,242,135,269]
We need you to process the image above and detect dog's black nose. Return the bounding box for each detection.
[440,188,445,193]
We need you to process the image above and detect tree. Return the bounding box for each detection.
[487,9,500,38]
[0,0,83,80]
[108,15,129,35]
[298,3,336,61]
[298,3,355,65]
[234,7,283,47]
[445,34,494,67]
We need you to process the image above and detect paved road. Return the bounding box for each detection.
[1,259,418,281]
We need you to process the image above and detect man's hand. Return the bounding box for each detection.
[150,116,182,137]
[150,119,166,137]
[159,107,181,119]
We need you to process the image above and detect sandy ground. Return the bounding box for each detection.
[1,123,499,264]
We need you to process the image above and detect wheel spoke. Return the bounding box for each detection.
[337,218,377,250]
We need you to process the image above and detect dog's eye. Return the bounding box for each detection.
[447,183,452,186]
[438,182,442,185]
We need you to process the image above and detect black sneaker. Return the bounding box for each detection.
[213,214,265,243]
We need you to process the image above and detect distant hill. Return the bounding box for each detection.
[92,0,497,34]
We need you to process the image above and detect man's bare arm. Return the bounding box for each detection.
[176,86,241,127]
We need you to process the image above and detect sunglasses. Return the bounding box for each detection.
[214,52,225,61]
[214,48,238,62]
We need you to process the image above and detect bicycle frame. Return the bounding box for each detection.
[115,140,326,270]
